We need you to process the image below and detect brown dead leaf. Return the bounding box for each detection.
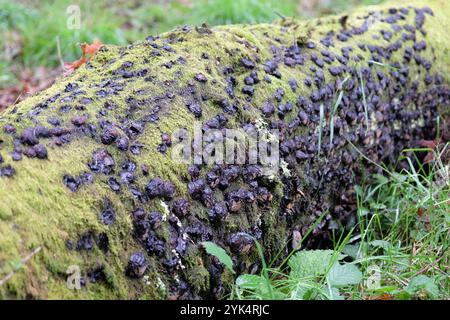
[367,293,393,300]
[64,40,103,76]
[417,207,425,217]
[80,39,103,56]
[64,56,86,76]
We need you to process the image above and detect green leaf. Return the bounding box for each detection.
[326,286,344,300]
[201,241,235,274]
[342,244,360,259]
[394,290,413,300]
[354,185,364,197]
[406,275,440,298]
[327,263,362,287]
[288,250,345,278]
[370,240,391,251]
[289,283,310,300]
[373,173,389,184]
[236,274,285,300]
[364,265,381,290]
[371,203,387,210]
[236,274,264,290]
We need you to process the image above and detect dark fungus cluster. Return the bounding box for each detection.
[1,5,449,299]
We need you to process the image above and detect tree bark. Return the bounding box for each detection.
[0,0,448,299]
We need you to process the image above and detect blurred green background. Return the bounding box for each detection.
[0,0,384,107]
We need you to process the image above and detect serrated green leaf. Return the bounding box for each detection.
[327,263,362,287]
[201,241,234,274]
[289,283,310,300]
[342,244,360,259]
[406,275,439,298]
[236,274,286,300]
[236,274,264,290]
[288,250,345,278]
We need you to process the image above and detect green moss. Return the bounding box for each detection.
[185,263,210,294]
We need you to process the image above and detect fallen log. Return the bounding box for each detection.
[0,0,448,299]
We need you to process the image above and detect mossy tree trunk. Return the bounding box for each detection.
[0,0,448,299]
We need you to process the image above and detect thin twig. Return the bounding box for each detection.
[13,91,24,105]
[0,246,42,287]
[55,36,65,71]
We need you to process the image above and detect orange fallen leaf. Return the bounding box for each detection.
[81,39,103,56]
[417,207,425,217]
[64,56,86,76]
[367,293,393,300]
[64,40,102,76]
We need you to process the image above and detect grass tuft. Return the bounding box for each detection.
[227,145,449,300]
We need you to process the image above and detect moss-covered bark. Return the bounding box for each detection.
[0,0,448,299]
